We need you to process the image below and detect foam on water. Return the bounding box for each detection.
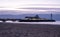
[0,21,60,25]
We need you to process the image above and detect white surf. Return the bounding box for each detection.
[0,21,60,25]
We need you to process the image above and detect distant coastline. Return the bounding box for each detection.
[0,14,59,21]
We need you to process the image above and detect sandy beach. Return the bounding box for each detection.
[0,22,60,37]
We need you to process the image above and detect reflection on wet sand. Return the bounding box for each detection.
[0,22,60,37]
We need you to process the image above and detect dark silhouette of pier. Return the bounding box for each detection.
[0,18,21,22]
[0,14,55,22]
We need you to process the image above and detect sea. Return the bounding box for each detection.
[0,21,60,25]
[0,14,60,25]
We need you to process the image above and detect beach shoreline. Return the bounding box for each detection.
[0,22,60,37]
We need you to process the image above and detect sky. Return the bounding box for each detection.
[0,0,60,14]
[0,0,60,8]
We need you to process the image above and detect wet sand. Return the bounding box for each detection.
[0,22,60,37]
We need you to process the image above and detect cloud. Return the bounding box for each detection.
[0,8,60,15]
[0,0,60,8]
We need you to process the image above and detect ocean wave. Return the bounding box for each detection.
[0,21,60,25]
